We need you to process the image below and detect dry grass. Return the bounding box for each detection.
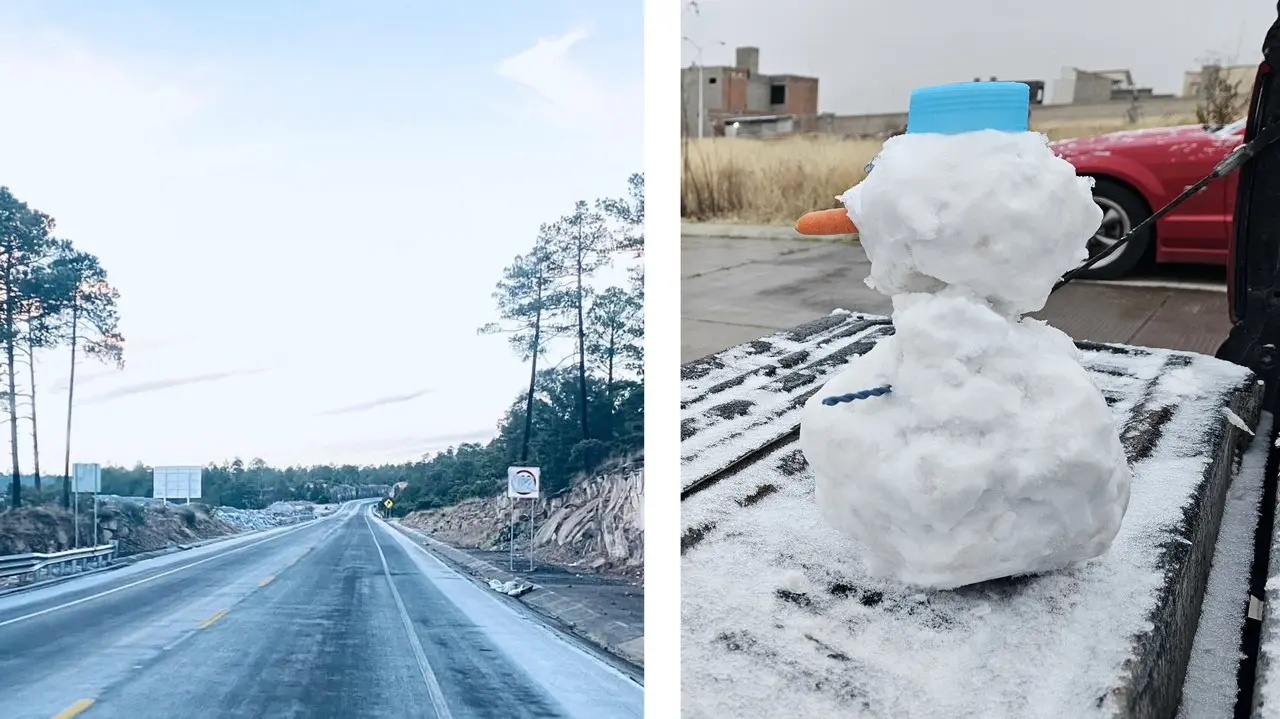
[681,115,1199,225]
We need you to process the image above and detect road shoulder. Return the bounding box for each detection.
[386,519,644,674]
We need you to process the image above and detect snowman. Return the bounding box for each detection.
[796,82,1132,590]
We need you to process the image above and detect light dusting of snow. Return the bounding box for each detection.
[682,341,1254,718]
[681,315,892,493]
[1177,412,1273,719]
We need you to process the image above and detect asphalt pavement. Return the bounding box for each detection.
[0,500,642,719]
[682,227,1232,361]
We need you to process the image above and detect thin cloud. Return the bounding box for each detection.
[79,368,269,405]
[324,429,496,455]
[48,368,118,394]
[316,389,432,417]
[497,26,595,124]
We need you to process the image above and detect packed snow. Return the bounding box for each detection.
[800,129,1131,589]
[840,130,1098,316]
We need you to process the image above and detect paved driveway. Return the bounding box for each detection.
[682,232,1231,362]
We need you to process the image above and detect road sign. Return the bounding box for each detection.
[382,498,393,509]
[152,466,203,500]
[72,463,101,493]
[507,467,541,499]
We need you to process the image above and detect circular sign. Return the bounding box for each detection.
[512,469,537,494]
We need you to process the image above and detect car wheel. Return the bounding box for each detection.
[1073,178,1152,281]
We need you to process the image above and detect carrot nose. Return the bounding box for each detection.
[795,208,857,236]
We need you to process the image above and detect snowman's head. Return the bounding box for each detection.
[843,129,1101,315]
[799,82,1102,316]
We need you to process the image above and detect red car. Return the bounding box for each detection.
[1051,119,1246,279]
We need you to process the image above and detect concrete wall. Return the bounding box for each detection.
[1183,65,1257,99]
[682,66,728,137]
[1073,74,1115,104]
[1031,96,1199,124]
[746,74,771,111]
[820,96,1202,138]
[779,76,819,116]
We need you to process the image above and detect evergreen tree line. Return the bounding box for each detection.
[1,174,643,515]
[0,187,124,510]
[395,172,645,513]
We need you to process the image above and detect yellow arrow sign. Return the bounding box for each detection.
[382,498,393,509]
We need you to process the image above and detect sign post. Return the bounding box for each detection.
[72,463,101,548]
[506,467,541,573]
[382,497,393,518]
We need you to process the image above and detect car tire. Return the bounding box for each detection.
[1073,178,1152,281]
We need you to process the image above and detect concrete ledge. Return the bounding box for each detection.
[682,221,857,242]
[389,521,644,671]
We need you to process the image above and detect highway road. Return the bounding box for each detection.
[0,501,643,719]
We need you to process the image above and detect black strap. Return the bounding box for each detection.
[1266,2,1280,66]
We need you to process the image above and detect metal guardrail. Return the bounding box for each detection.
[0,542,118,585]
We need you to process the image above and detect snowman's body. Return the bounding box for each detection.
[799,94,1132,590]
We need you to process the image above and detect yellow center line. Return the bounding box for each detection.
[51,698,94,719]
[199,609,228,629]
[259,576,275,587]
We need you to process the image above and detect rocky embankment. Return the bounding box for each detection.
[400,462,644,579]
[0,498,325,557]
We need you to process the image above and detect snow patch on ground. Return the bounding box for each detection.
[213,501,317,531]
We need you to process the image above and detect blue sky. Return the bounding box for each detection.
[0,0,642,469]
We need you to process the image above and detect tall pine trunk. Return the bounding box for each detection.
[520,274,544,464]
[606,325,616,400]
[5,287,20,508]
[28,340,40,497]
[61,305,78,510]
[575,227,589,441]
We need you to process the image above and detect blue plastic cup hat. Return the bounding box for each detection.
[906,82,1030,135]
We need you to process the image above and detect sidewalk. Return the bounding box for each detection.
[389,520,644,672]
[682,222,1231,363]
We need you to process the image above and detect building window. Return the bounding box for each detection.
[770,84,786,105]
[708,77,717,84]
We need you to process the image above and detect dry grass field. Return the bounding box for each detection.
[681,115,1198,225]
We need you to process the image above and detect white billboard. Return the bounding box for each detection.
[507,466,541,499]
[152,466,203,500]
[72,463,101,493]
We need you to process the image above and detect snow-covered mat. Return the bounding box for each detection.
[681,312,1261,718]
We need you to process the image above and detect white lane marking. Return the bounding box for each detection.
[364,511,453,719]
[1077,278,1226,293]
[0,517,324,630]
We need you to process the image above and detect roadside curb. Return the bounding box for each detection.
[388,520,644,672]
[682,221,858,242]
